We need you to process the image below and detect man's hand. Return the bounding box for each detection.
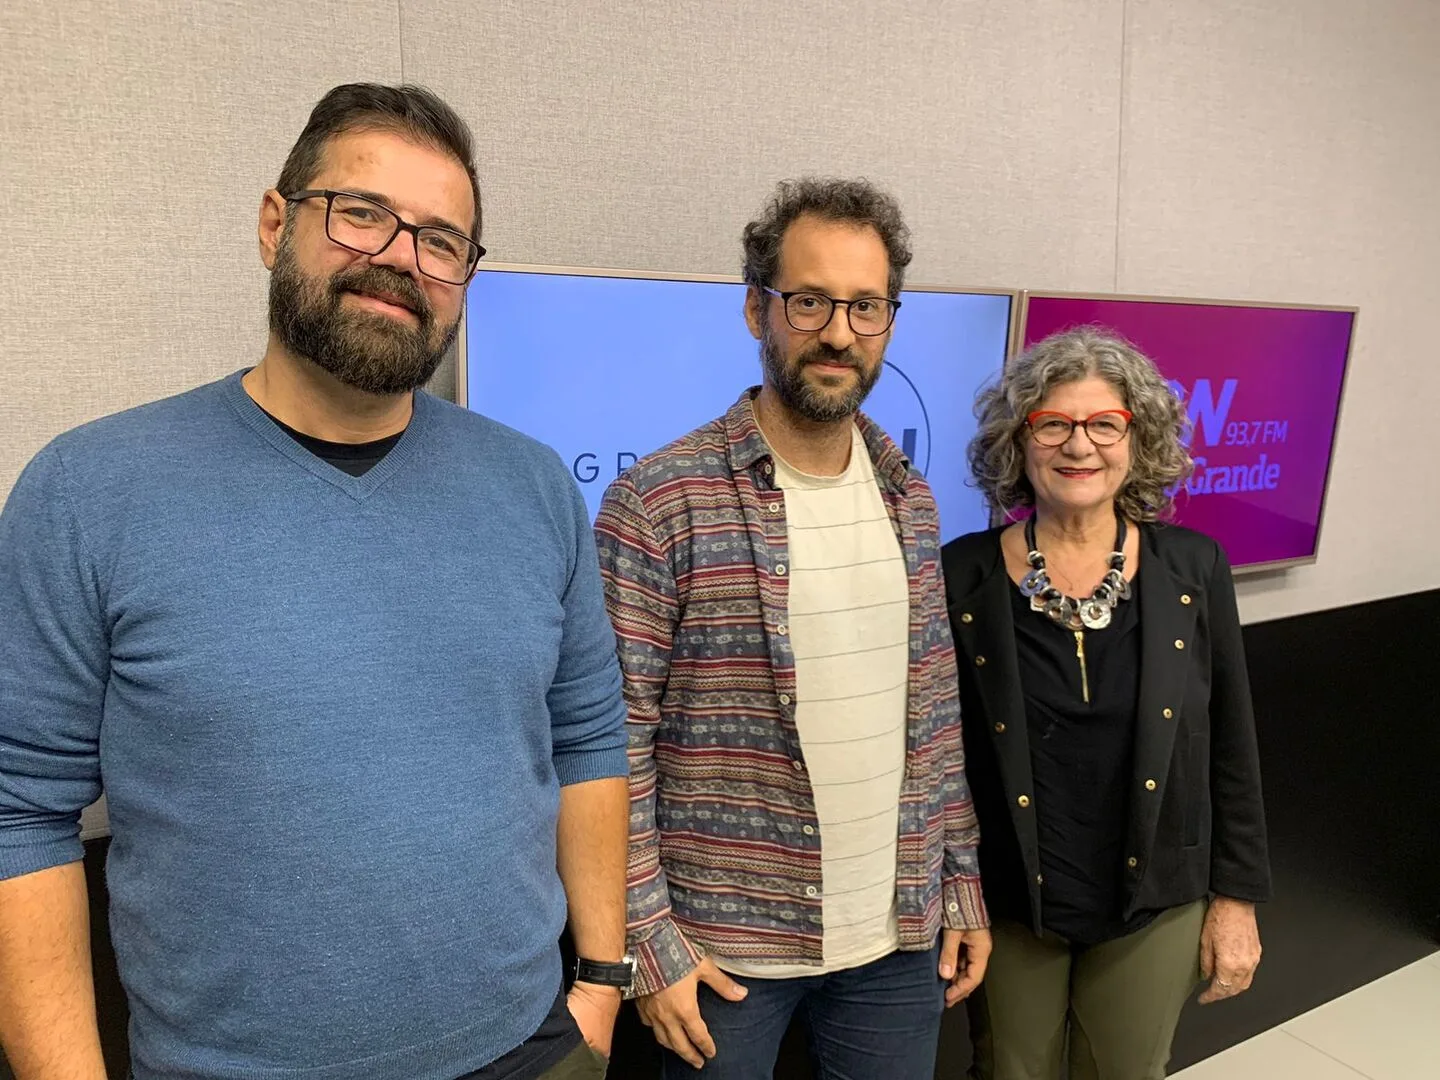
[635,956,747,1069]
[939,927,992,1008]
[567,982,622,1059]
[1198,896,1262,1004]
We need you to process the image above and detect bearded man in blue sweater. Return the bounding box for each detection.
[0,84,631,1080]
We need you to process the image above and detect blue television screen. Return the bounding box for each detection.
[461,267,1013,541]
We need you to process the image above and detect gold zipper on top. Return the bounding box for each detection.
[1073,629,1090,704]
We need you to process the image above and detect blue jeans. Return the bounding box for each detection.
[660,945,945,1080]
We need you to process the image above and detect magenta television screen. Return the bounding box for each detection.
[463,268,1014,541]
[1020,295,1355,569]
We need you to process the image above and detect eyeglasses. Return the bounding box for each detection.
[283,189,484,285]
[1026,409,1134,447]
[762,288,901,337]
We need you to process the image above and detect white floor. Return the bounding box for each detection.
[1172,950,1440,1079]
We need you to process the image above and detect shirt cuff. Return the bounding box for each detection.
[0,829,84,882]
[552,745,629,788]
[628,916,705,996]
[941,874,990,930]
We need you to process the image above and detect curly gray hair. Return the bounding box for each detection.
[742,177,913,299]
[969,327,1193,522]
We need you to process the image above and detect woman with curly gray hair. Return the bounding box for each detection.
[941,328,1271,1080]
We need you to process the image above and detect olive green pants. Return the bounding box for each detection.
[537,1039,609,1079]
[967,900,1206,1080]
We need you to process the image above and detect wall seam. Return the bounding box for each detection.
[397,0,407,81]
[1113,0,1130,292]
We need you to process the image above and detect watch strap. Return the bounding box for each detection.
[574,956,634,989]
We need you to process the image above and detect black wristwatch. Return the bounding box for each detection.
[574,954,635,996]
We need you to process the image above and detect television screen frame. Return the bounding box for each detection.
[1014,290,1359,574]
[456,262,1020,537]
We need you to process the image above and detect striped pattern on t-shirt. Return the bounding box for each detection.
[720,424,909,977]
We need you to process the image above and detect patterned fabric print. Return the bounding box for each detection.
[594,389,987,995]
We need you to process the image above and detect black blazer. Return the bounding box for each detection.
[942,522,1272,934]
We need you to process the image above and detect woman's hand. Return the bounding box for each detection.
[1198,896,1262,1003]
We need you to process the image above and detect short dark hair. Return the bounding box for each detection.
[276,83,483,245]
[742,177,913,299]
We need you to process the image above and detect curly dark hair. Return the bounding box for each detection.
[741,177,912,298]
[969,327,1194,521]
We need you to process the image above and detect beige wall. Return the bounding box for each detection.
[1116,0,1440,618]
[4,0,1437,632]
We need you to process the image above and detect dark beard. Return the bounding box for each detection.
[760,321,882,423]
[267,234,458,395]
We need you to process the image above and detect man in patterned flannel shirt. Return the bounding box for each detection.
[594,178,992,1079]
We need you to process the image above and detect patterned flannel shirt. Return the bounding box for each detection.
[594,389,987,995]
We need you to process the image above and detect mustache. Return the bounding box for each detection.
[798,343,863,369]
[329,266,431,321]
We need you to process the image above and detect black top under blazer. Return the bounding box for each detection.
[941,522,1273,935]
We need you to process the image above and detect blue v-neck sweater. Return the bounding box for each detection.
[0,372,628,1079]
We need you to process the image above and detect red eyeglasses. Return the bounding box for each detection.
[1026,409,1133,447]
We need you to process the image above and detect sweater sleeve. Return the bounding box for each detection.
[0,443,108,880]
[547,471,630,787]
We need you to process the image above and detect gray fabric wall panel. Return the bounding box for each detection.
[1116,0,1440,619]
[0,0,402,495]
[3,0,1438,629]
[0,0,402,838]
[398,0,1125,291]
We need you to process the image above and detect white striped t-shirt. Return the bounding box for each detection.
[720,423,910,977]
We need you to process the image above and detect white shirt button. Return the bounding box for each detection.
[946,901,959,914]
[775,564,788,576]
[805,886,818,898]
[792,760,805,772]
[803,825,815,835]
[776,624,788,636]
[778,693,792,706]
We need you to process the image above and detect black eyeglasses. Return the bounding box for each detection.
[762,288,901,337]
[283,189,484,285]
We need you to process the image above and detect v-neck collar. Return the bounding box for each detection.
[222,369,431,502]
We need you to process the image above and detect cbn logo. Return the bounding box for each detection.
[865,360,932,475]
[1167,377,1238,449]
